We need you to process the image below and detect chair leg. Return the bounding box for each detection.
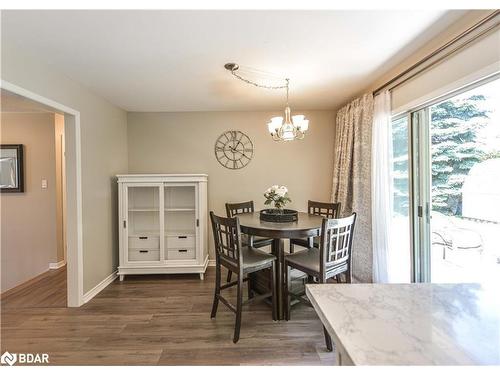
[284,263,291,321]
[323,325,333,352]
[289,241,295,254]
[211,264,221,319]
[319,274,333,351]
[346,268,352,284]
[233,272,243,343]
[247,274,254,299]
[271,262,277,321]
[227,270,232,283]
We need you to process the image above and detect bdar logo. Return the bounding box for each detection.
[1,351,17,366]
[1,351,48,365]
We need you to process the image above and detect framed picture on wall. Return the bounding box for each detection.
[0,144,25,193]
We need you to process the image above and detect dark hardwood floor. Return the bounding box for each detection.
[1,267,335,365]
[1,266,67,309]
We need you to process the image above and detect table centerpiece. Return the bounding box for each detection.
[260,185,298,222]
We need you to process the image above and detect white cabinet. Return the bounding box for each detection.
[117,174,208,280]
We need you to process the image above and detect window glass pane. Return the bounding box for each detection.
[429,78,500,283]
[390,115,411,282]
[392,116,410,217]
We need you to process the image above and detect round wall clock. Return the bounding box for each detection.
[214,130,254,169]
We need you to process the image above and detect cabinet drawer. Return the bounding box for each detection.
[167,248,195,260]
[129,249,160,261]
[166,235,195,249]
[129,236,160,249]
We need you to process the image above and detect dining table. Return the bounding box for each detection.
[235,211,324,320]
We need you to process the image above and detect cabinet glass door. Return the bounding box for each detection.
[164,184,197,261]
[126,185,162,262]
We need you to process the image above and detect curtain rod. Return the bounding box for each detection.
[373,10,500,96]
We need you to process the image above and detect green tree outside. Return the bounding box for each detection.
[430,95,488,216]
[392,95,490,217]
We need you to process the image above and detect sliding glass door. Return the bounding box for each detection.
[393,76,500,283]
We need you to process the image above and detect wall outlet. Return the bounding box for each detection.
[41,179,48,189]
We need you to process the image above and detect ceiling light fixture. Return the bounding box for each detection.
[224,63,308,142]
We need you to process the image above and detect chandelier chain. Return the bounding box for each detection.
[285,78,289,105]
[230,70,289,91]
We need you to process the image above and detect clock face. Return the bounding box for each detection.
[214,130,254,169]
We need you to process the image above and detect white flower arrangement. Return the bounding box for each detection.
[264,185,292,210]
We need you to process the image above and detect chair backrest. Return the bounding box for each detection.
[308,200,341,219]
[225,201,255,218]
[319,213,357,275]
[210,211,243,269]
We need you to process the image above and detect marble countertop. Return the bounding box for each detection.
[306,283,500,365]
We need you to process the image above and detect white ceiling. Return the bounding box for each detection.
[1,10,467,112]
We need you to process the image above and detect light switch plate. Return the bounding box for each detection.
[41,179,48,189]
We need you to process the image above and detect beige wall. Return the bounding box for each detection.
[127,110,335,258]
[1,37,129,294]
[0,113,58,292]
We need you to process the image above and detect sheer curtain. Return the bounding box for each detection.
[371,90,393,283]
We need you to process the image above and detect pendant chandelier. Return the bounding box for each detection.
[225,63,309,142]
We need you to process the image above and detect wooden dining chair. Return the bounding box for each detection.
[210,212,277,343]
[225,201,273,282]
[284,213,356,351]
[289,200,341,253]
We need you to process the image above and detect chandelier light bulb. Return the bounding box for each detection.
[298,119,309,132]
[268,82,309,142]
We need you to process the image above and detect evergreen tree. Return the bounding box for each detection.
[391,95,489,217]
[430,95,488,216]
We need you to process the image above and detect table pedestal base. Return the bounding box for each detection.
[250,238,304,320]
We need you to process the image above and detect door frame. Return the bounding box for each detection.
[410,108,432,282]
[1,80,84,307]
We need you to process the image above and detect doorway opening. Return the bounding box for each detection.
[0,82,83,307]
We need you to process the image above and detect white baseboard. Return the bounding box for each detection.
[49,260,66,269]
[83,271,118,304]
[208,259,216,267]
